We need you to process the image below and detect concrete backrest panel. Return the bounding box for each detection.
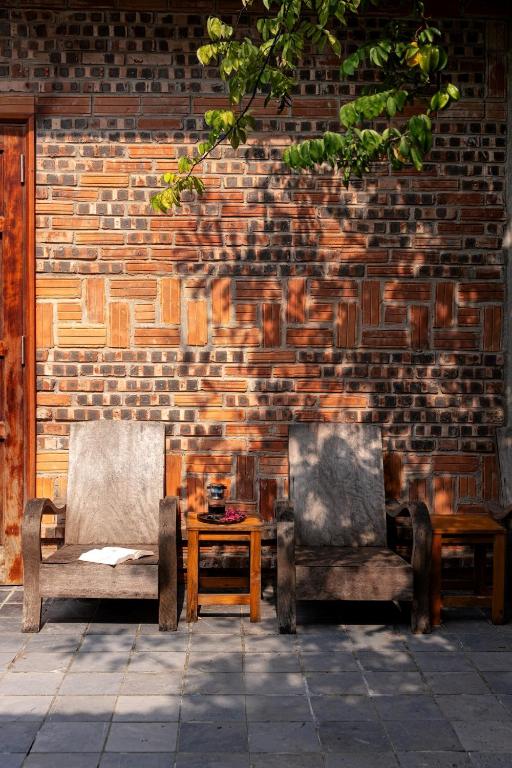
[289,423,386,547]
[65,421,165,545]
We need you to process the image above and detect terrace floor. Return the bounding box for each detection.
[0,586,512,767]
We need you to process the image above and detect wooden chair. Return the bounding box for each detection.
[22,422,178,632]
[277,424,432,634]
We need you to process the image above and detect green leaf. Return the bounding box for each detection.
[447,83,460,100]
[410,146,423,171]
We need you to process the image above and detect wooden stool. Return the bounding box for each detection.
[186,512,262,623]
[430,513,506,626]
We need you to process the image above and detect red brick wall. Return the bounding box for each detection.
[0,2,508,540]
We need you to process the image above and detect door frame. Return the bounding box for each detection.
[0,96,36,580]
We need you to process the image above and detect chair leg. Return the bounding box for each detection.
[23,591,42,633]
[158,584,177,631]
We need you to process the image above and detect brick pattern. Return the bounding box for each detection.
[0,4,507,538]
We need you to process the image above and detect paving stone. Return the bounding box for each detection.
[413,653,474,672]
[373,695,445,721]
[0,635,27,653]
[457,635,512,652]
[114,695,180,721]
[127,651,186,673]
[10,651,73,674]
[426,673,490,695]
[319,721,390,752]
[100,756,174,768]
[86,623,138,636]
[435,694,509,721]
[189,634,243,652]
[40,622,89,635]
[325,755,399,767]
[190,617,243,634]
[48,695,116,721]
[32,722,109,753]
[134,635,189,652]
[0,722,40,752]
[59,672,123,696]
[469,653,512,672]
[311,695,377,721]
[105,722,178,752]
[244,653,302,673]
[0,672,63,696]
[249,722,321,753]
[245,672,306,695]
[184,672,245,695]
[188,652,243,673]
[482,673,512,695]
[298,635,353,654]
[244,635,299,653]
[469,755,512,767]
[78,635,135,653]
[452,721,512,752]
[396,752,472,767]
[70,651,131,673]
[246,694,312,721]
[299,653,358,672]
[0,695,52,721]
[385,720,462,751]
[242,618,279,635]
[175,755,250,768]
[497,695,512,716]
[357,650,416,670]
[180,694,245,722]
[364,671,427,695]
[306,672,366,695]
[24,755,101,768]
[120,673,183,696]
[407,636,463,653]
[0,755,25,768]
[250,756,324,768]
[179,722,248,752]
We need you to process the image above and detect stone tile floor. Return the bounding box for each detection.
[1,585,512,767]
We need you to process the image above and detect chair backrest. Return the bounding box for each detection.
[497,427,512,507]
[289,423,386,547]
[65,421,165,545]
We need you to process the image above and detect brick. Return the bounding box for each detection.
[319,395,368,407]
[37,451,68,472]
[434,331,478,350]
[94,95,139,115]
[432,455,479,473]
[76,232,125,245]
[161,278,181,325]
[286,329,333,346]
[236,303,257,323]
[263,304,280,348]
[483,305,502,352]
[110,280,157,299]
[201,380,247,392]
[109,303,130,348]
[134,328,180,346]
[384,306,406,324]
[57,303,82,322]
[38,95,91,115]
[165,454,182,498]
[337,303,358,348]
[458,283,504,303]
[175,394,222,407]
[482,455,499,501]
[384,282,431,302]
[187,476,206,516]
[236,455,255,500]
[236,280,281,300]
[187,454,232,474]
[309,303,334,322]
[362,281,380,326]
[86,278,105,324]
[410,305,429,351]
[434,476,455,515]
[81,174,129,187]
[435,283,454,328]
[287,278,306,323]
[197,409,245,422]
[310,280,358,298]
[362,330,408,348]
[135,303,156,323]
[58,327,106,348]
[212,278,231,325]
[273,365,321,378]
[37,279,81,299]
[259,478,277,521]
[213,328,260,346]
[37,393,72,407]
[36,304,53,348]
[187,300,208,346]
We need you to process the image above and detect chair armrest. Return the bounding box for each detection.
[275,500,296,633]
[22,499,66,563]
[386,498,432,634]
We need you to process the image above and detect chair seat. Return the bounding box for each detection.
[295,545,413,601]
[44,544,159,566]
[40,544,159,600]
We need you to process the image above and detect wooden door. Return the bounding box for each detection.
[0,124,26,584]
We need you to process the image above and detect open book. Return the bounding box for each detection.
[78,547,154,567]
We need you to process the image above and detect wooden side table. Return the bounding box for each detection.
[186,512,262,623]
[430,513,506,626]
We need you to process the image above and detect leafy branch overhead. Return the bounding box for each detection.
[151,0,460,213]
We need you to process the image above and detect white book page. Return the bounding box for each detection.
[78,547,154,566]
